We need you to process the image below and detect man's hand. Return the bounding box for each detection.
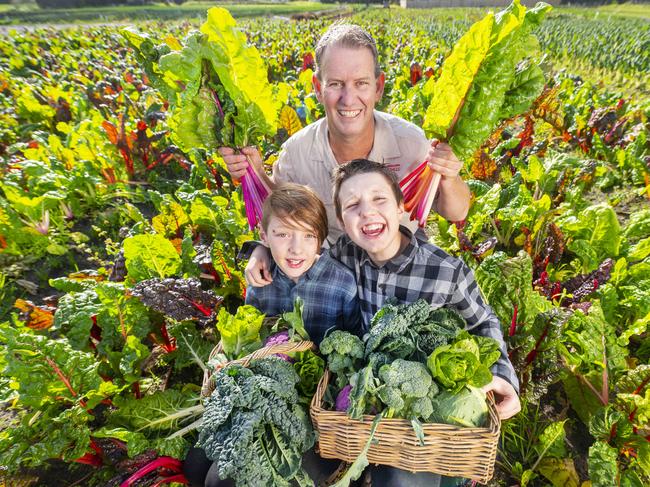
[245,245,273,287]
[218,146,264,181]
[426,139,463,181]
[481,376,521,420]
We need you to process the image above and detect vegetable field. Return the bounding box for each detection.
[0,3,648,486]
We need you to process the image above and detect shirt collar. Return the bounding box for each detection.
[309,110,402,165]
[358,226,419,272]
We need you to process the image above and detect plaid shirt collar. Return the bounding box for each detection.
[358,226,420,273]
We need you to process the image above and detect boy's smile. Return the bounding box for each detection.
[338,172,406,266]
[262,216,320,282]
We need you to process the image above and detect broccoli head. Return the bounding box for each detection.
[377,359,439,420]
[319,330,364,389]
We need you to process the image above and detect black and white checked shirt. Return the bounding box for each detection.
[329,227,519,392]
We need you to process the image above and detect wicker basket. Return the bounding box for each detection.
[201,339,315,398]
[310,370,501,484]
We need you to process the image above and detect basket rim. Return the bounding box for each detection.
[201,338,315,397]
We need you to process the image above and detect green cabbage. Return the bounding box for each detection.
[430,386,489,428]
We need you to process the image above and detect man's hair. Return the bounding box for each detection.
[314,23,381,80]
[261,183,328,245]
[332,159,404,221]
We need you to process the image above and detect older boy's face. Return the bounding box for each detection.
[313,46,384,143]
[338,172,404,266]
[262,216,320,283]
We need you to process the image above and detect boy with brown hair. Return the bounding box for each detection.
[247,182,361,345]
[184,183,359,486]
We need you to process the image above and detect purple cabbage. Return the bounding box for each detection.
[335,384,352,412]
[264,330,290,346]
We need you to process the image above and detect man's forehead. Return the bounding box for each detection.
[320,45,376,77]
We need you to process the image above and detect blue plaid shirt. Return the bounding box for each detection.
[245,253,362,345]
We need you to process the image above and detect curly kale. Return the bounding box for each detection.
[377,359,439,420]
[319,330,364,389]
[197,357,315,487]
[365,300,463,362]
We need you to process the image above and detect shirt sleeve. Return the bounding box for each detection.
[272,146,295,184]
[339,280,363,338]
[447,260,520,393]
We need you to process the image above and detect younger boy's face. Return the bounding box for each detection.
[337,172,404,266]
[261,216,320,282]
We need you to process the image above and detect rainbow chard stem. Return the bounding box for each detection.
[399,163,441,228]
[241,157,270,230]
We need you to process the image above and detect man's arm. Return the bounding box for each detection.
[426,141,471,222]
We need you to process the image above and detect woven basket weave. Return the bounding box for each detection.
[309,370,501,484]
[201,339,315,398]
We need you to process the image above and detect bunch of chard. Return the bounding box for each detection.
[400,0,551,226]
[124,7,280,230]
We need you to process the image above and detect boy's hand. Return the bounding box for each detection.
[481,376,521,420]
[245,245,273,287]
[218,146,264,181]
[426,140,463,181]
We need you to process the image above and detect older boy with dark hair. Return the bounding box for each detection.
[330,159,519,486]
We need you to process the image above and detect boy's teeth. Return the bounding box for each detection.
[362,223,384,235]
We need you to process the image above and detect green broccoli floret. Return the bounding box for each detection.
[377,359,439,420]
[319,330,364,389]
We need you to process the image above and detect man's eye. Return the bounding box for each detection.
[357,81,369,87]
[328,81,342,88]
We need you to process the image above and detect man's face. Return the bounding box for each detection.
[261,216,320,282]
[337,172,404,266]
[313,46,385,143]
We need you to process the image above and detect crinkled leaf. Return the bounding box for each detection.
[131,277,223,322]
[123,233,182,282]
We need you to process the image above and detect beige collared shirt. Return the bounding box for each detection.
[272,110,430,243]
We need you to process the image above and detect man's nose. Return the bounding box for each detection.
[340,85,356,105]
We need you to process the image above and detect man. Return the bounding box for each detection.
[220,23,471,246]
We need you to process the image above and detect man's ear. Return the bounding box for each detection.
[375,71,386,100]
[312,74,323,103]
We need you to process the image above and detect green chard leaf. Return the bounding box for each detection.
[123,233,182,282]
[423,0,552,161]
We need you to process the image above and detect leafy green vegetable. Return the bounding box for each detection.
[216,304,264,360]
[430,386,489,427]
[292,350,325,404]
[426,330,500,393]
[275,297,310,341]
[423,0,552,161]
[123,233,182,282]
[198,357,315,487]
